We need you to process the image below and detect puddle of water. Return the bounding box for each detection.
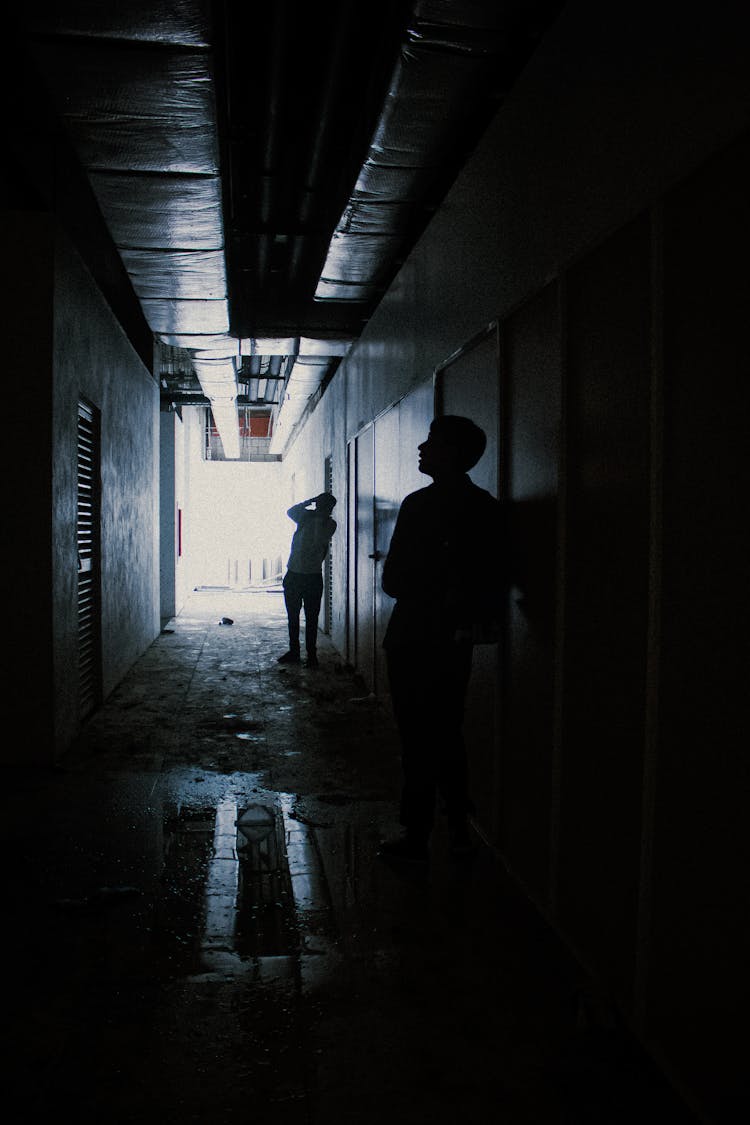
[237,804,275,842]
[158,792,333,978]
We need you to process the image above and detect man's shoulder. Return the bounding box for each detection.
[400,484,435,507]
[300,512,336,533]
[467,481,502,508]
[398,480,501,512]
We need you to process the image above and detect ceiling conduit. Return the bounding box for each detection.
[315,0,543,303]
[24,0,241,458]
[18,1,560,458]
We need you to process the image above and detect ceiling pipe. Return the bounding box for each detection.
[287,0,358,291]
[256,0,288,297]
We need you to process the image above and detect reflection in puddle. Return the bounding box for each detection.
[237,804,275,842]
[202,797,240,955]
[235,800,297,959]
[162,792,334,981]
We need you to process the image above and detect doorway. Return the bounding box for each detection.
[348,425,375,688]
[346,380,434,694]
[323,454,334,634]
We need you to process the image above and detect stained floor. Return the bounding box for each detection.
[2,591,698,1124]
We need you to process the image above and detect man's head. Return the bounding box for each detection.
[418,415,487,478]
[315,492,337,513]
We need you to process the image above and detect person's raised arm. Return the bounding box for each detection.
[287,497,316,522]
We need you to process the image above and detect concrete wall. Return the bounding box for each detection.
[180,408,204,599]
[3,214,159,764]
[160,411,178,621]
[52,229,160,751]
[284,3,750,1119]
[159,407,191,620]
[174,409,191,610]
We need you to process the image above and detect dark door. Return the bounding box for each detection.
[373,408,400,695]
[323,454,333,633]
[351,425,375,689]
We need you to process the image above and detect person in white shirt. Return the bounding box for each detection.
[278,493,337,668]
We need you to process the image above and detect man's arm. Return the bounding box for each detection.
[286,497,316,523]
[381,494,432,599]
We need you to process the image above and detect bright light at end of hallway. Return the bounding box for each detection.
[186,454,293,590]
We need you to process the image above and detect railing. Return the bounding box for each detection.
[257,556,284,587]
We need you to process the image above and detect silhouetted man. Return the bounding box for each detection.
[278,492,337,669]
[378,416,502,864]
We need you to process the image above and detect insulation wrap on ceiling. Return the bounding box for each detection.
[141,299,229,335]
[119,249,226,300]
[25,1,212,46]
[21,1,558,455]
[87,173,224,250]
[315,0,518,302]
[29,42,219,174]
[158,333,236,352]
[26,0,225,325]
[269,356,331,455]
[25,1,238,450]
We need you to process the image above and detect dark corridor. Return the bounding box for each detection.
[3,591,698,1124]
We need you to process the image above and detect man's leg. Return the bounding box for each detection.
[433,641,475,852]
[279,573,302,662]
[382,647,437,854]
[380,642,474,862]
[301,574,323,665]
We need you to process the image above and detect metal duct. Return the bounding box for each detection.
[17,1,561,458]
[269,355,334,455]
[316,0,554,302]
[24,1,239,456]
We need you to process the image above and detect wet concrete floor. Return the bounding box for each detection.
[2,591,698,1124]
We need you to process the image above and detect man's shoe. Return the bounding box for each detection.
[377,834,429,865]
[277,651,301,664]
[305,654,319,668]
